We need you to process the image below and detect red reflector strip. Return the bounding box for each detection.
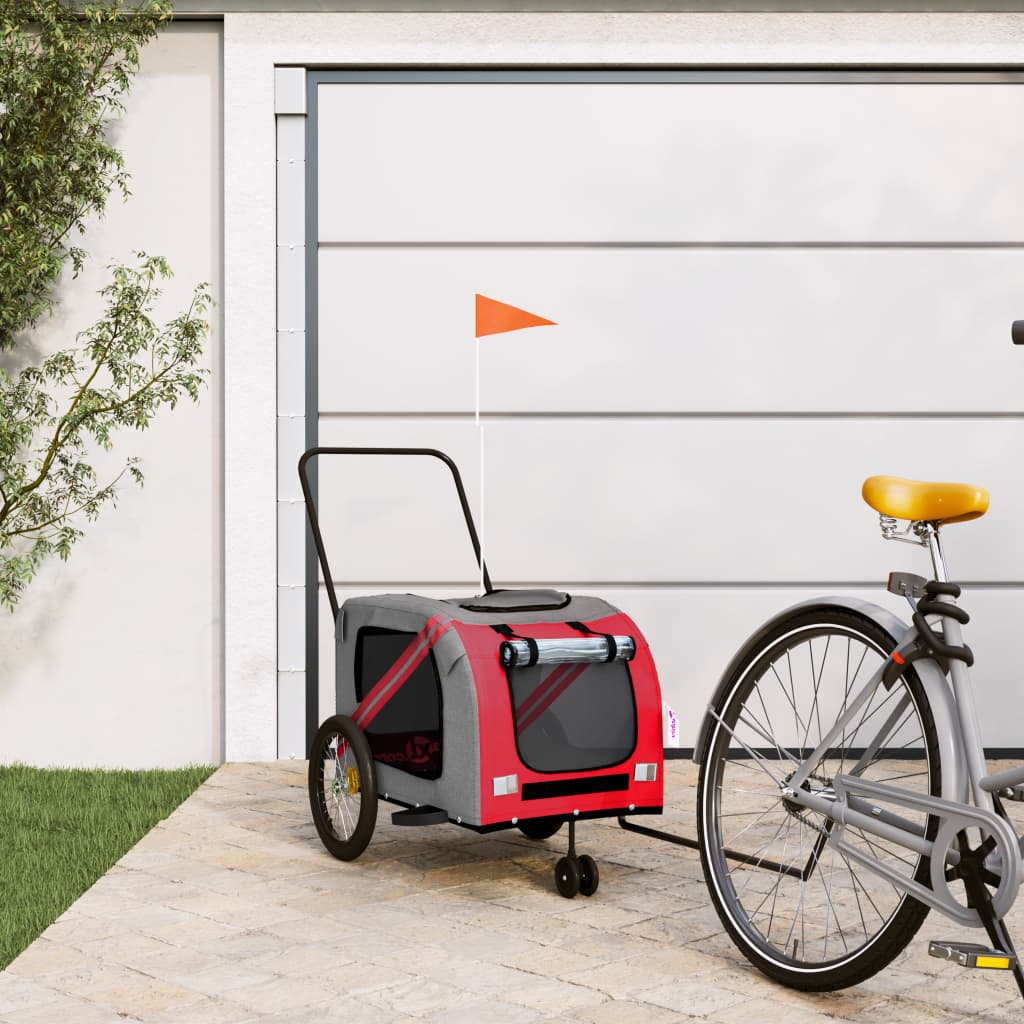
[515,663,573,724]
[517,664,588,733]
[354,614,450,731]
[892,651,905,665]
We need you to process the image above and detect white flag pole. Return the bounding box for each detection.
[475,335,486,595]
[479,422,486,597]
[473,296,556,596]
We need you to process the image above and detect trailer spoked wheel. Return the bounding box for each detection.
[308,715,378,861]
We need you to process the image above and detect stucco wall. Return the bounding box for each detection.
[0,24,223,769]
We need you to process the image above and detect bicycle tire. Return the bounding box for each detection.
[697,607,940,991]
[308,714,378,861]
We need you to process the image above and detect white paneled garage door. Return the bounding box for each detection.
[290,70,1024,757]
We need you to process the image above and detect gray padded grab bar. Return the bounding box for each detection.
[499,636,636,668]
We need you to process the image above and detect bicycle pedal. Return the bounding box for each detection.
[928,940,1016,970]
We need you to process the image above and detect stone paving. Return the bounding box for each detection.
[2,760,1023,1023]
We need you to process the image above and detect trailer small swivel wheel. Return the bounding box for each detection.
[553,819,600,898]
[555,856,580,898]
[578,854,599,897]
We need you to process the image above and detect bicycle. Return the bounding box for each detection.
[693,331,1024,1002]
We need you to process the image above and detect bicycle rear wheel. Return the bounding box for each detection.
[697,607,940,991]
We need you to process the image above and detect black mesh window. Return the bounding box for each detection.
[355,627,442,780]
[508,661,637,773]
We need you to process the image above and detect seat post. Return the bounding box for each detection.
[923,524,950,583]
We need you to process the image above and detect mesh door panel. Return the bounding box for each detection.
[355,628,442,779]
[508,661,636,773]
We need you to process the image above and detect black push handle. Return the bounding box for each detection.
[1013,321,1024,345]
[297,446,493,621]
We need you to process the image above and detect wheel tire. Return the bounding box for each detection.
[308,715,378,861]
[697,608,940,992]
[518,817,564,841]
[578,854,599,897]
[555,855,580,898]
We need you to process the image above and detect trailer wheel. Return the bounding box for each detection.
[577,854,599,897]
[308,715,378,861]
[518,817,563,841]
[555,856,580,898]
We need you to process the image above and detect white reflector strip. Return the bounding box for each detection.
[634,763,658,782]
[493,774,519,797]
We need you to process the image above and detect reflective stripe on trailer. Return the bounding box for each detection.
[353,614,451,730]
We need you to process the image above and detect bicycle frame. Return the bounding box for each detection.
[732,527,1024,926]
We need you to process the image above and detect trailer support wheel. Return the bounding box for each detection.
[555,856,580,898]
[578,854,599,897]
[552,819,600,898]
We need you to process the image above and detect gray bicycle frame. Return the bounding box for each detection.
[749,525,1024,924]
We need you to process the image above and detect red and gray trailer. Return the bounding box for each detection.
[299,447,664,897]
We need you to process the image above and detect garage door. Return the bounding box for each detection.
[289,69,1024,757]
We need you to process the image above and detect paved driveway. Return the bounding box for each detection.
[1,760,1021,1023]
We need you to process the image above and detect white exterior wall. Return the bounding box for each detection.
[11,14,1024,768]
[0,25,223,769]
[224,13,1024,761]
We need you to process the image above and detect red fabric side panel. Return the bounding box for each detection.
[452,613,664,826]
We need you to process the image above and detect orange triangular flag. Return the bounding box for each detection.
[475,294,556,338]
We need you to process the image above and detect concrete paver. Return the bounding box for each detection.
[1,759,1023,1022]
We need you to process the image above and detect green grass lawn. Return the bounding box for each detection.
[0,763,216,971]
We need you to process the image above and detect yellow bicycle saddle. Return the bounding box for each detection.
[862,475,989,525]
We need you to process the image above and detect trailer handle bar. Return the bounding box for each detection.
[298,446,493,622]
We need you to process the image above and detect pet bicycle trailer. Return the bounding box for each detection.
[299,446,664,897]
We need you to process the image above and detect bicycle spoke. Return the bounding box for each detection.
[716,785,784,847]
[770,659,810,741]
[708,707,786,785]
[754,684,792,766]
[843,847,889,928]
[735,709,803,768]
[848,697,915,765]
[782,811,808,959]
[869,768,928,784]
[761,815,796,942]
[839,641,871,776]
[843,846,871,941]
[812,636,830,752]
[732,816,799,896]
[786,650,802,746]
[726,759,787,777]
[719,808,785,818]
